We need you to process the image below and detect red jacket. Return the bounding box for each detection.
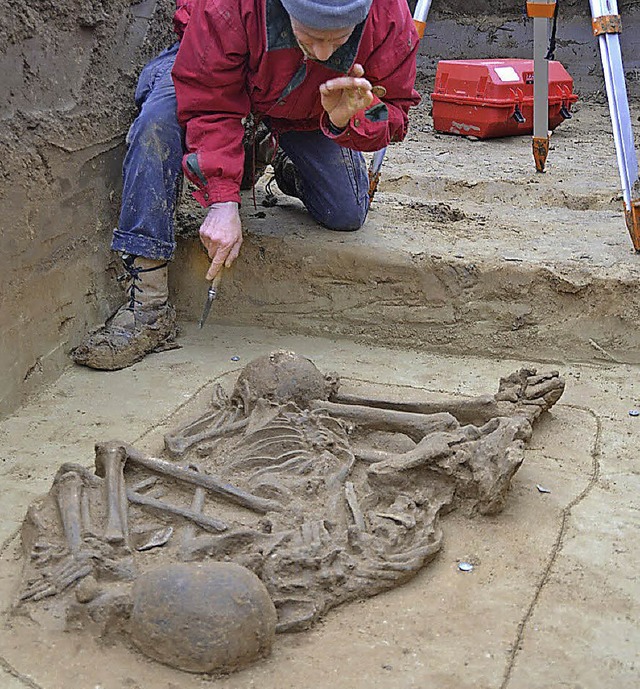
[172,0,421,207]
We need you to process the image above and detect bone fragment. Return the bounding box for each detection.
[354,448,396,464]
[94,442,129,546]
[135,527,174,551]
[345,482,366,531]
[367,432,456,476]
[131,476,159,493]
[122,444,282,514]
[80,485,96,538]
[375,512,416,528]
[180,528,272,561]
[182,464,207,549]
[25,504,46,532]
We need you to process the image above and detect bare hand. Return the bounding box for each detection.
[319,64,373,130]
[199,202,242,280]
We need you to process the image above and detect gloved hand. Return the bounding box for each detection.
[198,201,243,280]
[319,63,374,130]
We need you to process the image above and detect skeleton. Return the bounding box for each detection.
[16,351,565,646]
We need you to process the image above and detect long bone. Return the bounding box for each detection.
[127,489,228,533]
[80,484,97,538]
[309,401,458,442]
[94,442,130,547]
[331,391,500,427]
[181,464,207,550]
[122,443,283,514]
[345,482,366,531]
[330,369,564,426]
[54,471,84,556]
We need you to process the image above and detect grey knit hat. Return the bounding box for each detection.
[281,0,373,30]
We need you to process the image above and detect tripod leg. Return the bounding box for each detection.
[528,1,557,172]
[590,0,640,250]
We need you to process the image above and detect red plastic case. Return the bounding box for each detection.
[430,59,578,139]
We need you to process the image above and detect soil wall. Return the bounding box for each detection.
[1,0,639,418]
[0,0,175,417]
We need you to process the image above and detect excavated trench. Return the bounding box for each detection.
[1,0,640,416]
[1,4,640,687]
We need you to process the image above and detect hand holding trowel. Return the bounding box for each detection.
[197,201,243,328]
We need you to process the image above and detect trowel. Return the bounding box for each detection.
[198,272,224,328]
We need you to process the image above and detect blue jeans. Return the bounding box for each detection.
[112,43,369,260]
[111,43,183,260]
[278,129,369,231]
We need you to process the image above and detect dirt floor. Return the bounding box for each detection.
[0,325,637,688]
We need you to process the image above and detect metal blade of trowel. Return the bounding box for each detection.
[589,0,640,249]
[198,272,224,329]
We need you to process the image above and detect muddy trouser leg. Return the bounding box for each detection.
[277,129,369,231]
[111,43,184,261]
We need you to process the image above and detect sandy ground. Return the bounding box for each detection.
[0,324,637,688]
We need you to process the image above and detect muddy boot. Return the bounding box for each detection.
[240,121,278,190]
[71,255,178,371]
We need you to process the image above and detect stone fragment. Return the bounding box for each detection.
[75,575,100,603]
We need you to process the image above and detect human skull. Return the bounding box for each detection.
[232,350,339,412]
[130,562,277,673]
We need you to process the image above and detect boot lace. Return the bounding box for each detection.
[264,175,279,208]
[118,254,168,312]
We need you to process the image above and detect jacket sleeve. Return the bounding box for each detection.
[319,0,421,152]
[173,0,194,39]
[172,0,250,207]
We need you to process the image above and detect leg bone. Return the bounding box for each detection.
[94,442,130,547]
[54,471,84,556]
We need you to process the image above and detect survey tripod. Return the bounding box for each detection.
[529,0,639,251]
[369,0,640,252]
